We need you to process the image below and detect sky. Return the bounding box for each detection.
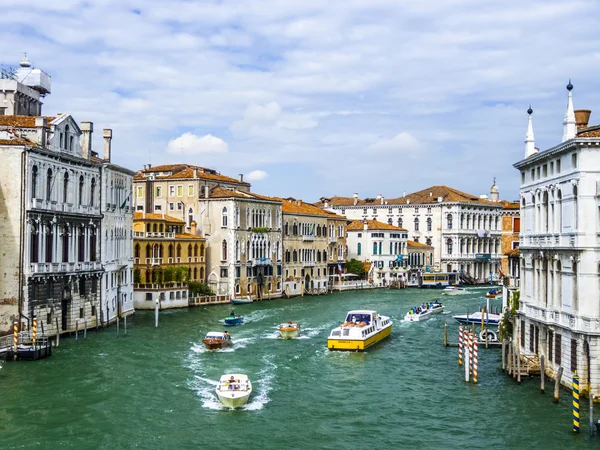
[2,0,600,202]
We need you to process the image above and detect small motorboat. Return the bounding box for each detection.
[453,311,502,326]
[404,302,444,322]
[279,322,301,339]
[485,288,501,299]
[202,331,232,350]
[224,314,244,326]
[442,286,465,295]
[231,296,253,305]
[216,374,252,408]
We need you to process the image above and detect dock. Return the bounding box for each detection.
[0,331,52,361]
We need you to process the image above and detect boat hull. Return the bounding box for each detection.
[453,313,501,326]
[224,318,243,326]
[443,289,465,296]
[279,329,300,339]
[217,391,251,408]
[231,298,253,305]
[404,306,444,322]
[203,339,231,350]
[328,325,392,351]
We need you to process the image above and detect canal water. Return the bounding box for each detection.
[0,288,597,449]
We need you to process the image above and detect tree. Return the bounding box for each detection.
[345,258,366,279]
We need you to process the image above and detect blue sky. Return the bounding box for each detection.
[2,0,600,202]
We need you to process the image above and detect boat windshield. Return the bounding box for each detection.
[345,313,371,324]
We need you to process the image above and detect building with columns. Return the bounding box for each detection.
[318,184,505,283]
[0,55,134,337]
[514,81,600,394]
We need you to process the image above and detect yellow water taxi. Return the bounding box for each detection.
[327,310,392,351]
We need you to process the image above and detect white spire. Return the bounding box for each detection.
[562,80,576,142]
[525,106,536,158]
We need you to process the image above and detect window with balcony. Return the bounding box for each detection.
[414,217,419,231]
[46,168,53,201]
[221,240,228,261]
[446,214,452,230]
[446,238,453,255]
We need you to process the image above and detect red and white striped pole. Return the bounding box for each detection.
[32,316,37,348]
[13,320,18,360]
[473,338,479,383]
[458,324,463,366]
[468,331,474,375]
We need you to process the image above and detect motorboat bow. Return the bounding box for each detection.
[279,322,301,339]
[216,374,252,408]
[404,302,444,322]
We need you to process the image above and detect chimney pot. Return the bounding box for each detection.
[103,128,112,162]
[574,109,592,129]
[239,174,244,182]
[35,117,47,147]
[80,121,93,160]
[353,193,358,206]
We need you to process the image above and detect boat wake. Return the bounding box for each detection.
[190,337,255,354]
[244,354,276,411]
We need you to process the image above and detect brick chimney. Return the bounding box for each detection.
[574,109,591,129]
[103,128,112,162]
[34,117,47,147]
[239,174,244,182]
[80,122,93,160]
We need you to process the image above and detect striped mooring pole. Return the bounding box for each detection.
[468,331,474,375]
[473,338,479,383]
[573,371,580,433]
[458,324,463,366]
[32,317,37,348]
[13,320,18,360]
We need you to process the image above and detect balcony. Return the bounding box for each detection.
[302,235,315,242]
[145,258,163,266]
[303,261,316,267]
[187,256,205,263]
[29,261,103,274]
[134,231,175,239]
[328,236,338,244]
[252,258,272,266]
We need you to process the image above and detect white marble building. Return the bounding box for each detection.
[514,82,600,394]
[346,220,408,286]
[318,185,504,283]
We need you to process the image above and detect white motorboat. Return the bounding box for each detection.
[404,302,445,322]
[442,286,466,295]
[231,296,253,305]
[279,322,301,339]
[216,374,252,408]
[453,311,502,326]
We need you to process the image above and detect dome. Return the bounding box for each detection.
[490,184,499,193]
[19,54,31,68]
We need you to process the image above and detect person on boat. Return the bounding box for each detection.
[230,311,236,317]
[224,331,231,340]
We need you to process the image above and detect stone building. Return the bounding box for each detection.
[280,198,330,296]
[514,82,600,394]
[133,163,250,233]
[132,212,205,309]
[326,213,348,278]
[346,220,408,287]
[319,184,504,283]
[500,200,520,288]
[197,187,283,300]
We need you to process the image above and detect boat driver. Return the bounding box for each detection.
[224,331,231,340]
[230,311,236,316]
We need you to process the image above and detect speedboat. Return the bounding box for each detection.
[328,310,392,351]
[453,311,502,326]
[442,286,465,295]
[231,296,253,305]
[404,302,444,322]
[216,374,252,408]
[485,288,501,299]
[224,314,244,326]
[279,322,301,339]
[202,331,232,350]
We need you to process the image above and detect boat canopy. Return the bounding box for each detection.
[345,312,373,324]
[205,332,226,339]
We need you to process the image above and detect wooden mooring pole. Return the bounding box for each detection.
[444,322,448,347]
[507,340,512,376]
[554,366,564,403]
[540,355,545,394]
[516,341,521,384]
[501,340,506,371]
[124,315,127,335]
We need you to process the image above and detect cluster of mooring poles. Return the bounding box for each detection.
[457,324,479,383]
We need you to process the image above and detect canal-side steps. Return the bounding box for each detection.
[517,353,541,379]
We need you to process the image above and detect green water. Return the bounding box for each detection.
[0,289,597,449]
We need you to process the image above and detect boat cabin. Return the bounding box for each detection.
[205,332,229,340]
[344,310,377,325]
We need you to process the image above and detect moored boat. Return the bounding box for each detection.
[216,374,252,408]
[453,311,502,326]
[404,302,444,322]
[202,331,232,350]
[279,321,301,339]
[442,286,465,295]
[231,296,253,305]
[327,310,392,351]
[485,288,501,299]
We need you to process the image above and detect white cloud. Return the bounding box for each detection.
[368,132,420,154]
[230,101,317,138]
[166,133,228,155]
[245,170,268,182]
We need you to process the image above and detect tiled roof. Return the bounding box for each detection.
[0,116,56,128]
[501,201,520,210]
[276,197,333,217]
[0,137,36,146]
[576,125,600,137]
[133,212,185,223]
[208,187,281,203]
[347,219,407,231]
[133,164,249,185]
[408,240,433,249]
[321,186,502,207]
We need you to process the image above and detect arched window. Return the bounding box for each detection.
[284,222,289,235]
[135,244,140,258]
[31,165,38,199]
[69,135,74,151]
[188,244,192,258]
[79,175,84,205]
[426,238,432,246]
[556,190,562,233]
[373,242,378,255]
[398,218,403,228]
[145,244,151,259]
[168,244,174,258]
[62,171,69,203]
[446,238,453,255]
[446,214,452,230]
[194,244,198,257]
[427,217,432,232]
[293,250,298,262]
[221,240,228,261]
[200,244,204,257]
[46,168,53,201]
[388,218,392,225]
[222,207,228,227]
[556,260,562,308]
[414,217,419,231]
[235,240,240,261]
[64,125,69,150]
[573,185,578,230]
[90,178,96,206]
[177,244,181,258]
